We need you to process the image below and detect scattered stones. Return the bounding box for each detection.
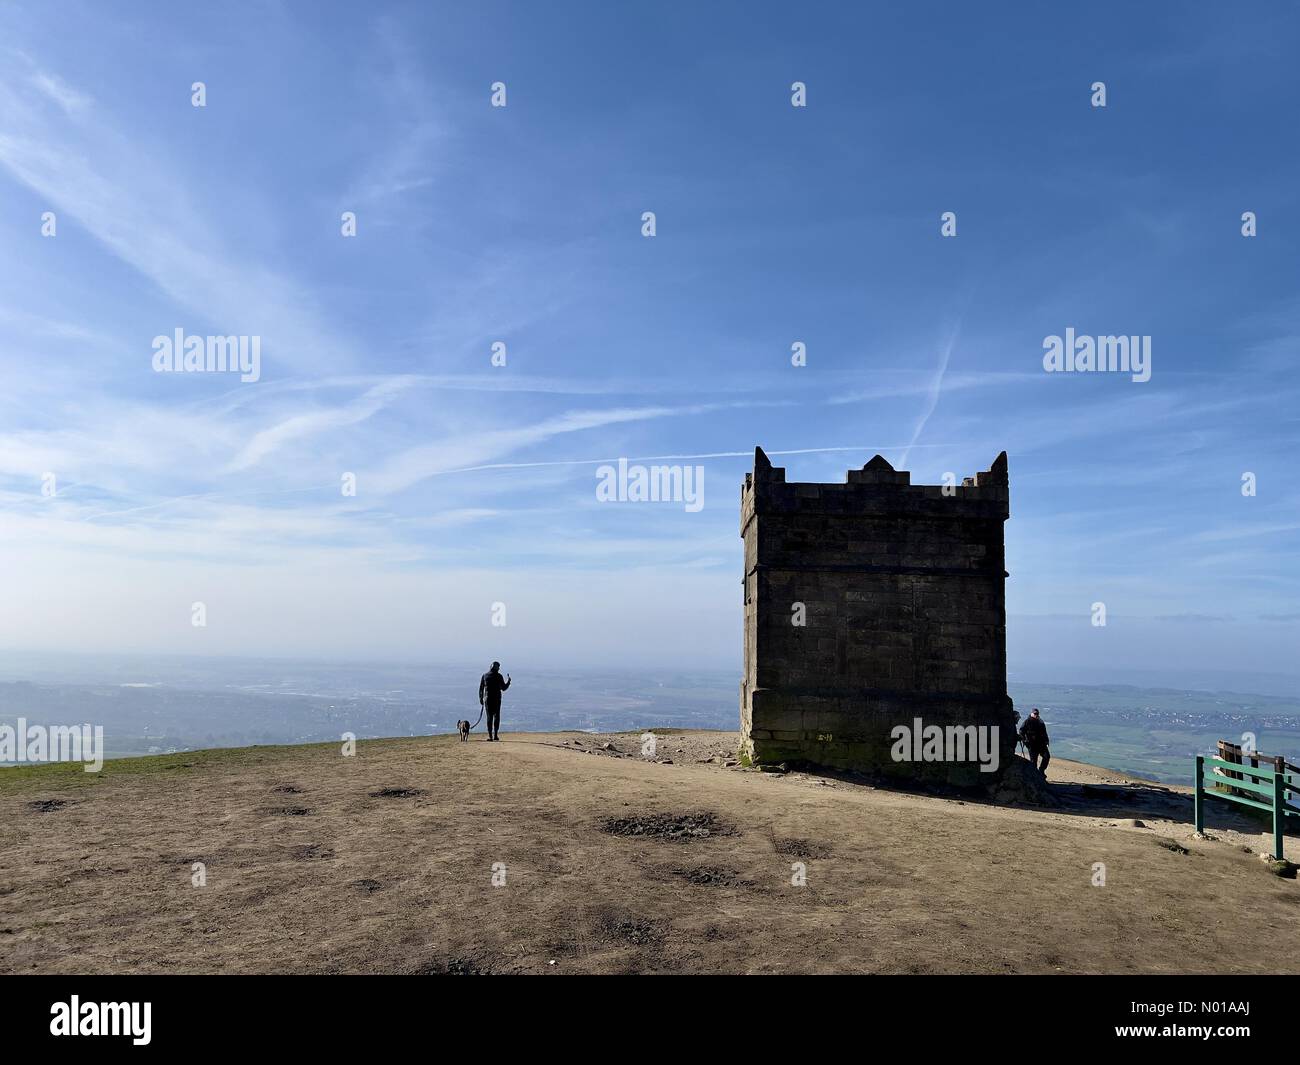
[772,837,832,859]
[671,865,753,888]
[271,784,304,794]
[259,806,312,817]
[354,879,384,893]
[410,956,494,975]
[368,787,425,799]
[27,799,68,813]
[290,844,335,861]
[600,811,736,842]
[1260,855,1296,878]
[597,914,663,946]
[1154,837,1189,855]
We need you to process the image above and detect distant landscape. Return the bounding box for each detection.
[1010,683,1300,784]
[1,653,1296,786]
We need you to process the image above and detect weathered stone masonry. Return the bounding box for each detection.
[739,448,1014,784]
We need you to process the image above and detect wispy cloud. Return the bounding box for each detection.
[222,378,415,473]
[0,61,353,375]
[900,319,960,467]
[365,402,733,496]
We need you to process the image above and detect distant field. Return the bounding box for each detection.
[1012,683,1300,786]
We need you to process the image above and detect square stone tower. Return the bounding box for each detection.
[739,448,1014,784]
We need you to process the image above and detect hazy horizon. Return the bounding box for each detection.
[1,647,1298,702]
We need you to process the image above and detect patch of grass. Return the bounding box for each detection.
[0,737,415,796]
[1262,858,1297,879]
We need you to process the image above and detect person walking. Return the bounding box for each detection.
[477,662,511,741]
[1019,707,1050,774]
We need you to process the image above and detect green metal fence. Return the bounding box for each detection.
[1194,754,1300,860]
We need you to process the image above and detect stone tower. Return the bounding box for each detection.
[739,448,1014,784]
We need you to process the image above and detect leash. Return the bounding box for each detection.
[470,704,484,730]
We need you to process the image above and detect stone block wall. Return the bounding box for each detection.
[739,448,1015,785]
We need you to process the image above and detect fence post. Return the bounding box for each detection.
[1194,755,1204,834]
[1273,772,1285,861]
[1219,740,1242,797]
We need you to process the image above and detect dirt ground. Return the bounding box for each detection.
[0,729,1295,974]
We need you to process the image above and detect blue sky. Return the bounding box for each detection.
[0,1,1297,683]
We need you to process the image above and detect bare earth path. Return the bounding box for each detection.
[1,730,1295,974]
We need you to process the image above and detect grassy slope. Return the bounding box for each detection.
[1,730,1296,974]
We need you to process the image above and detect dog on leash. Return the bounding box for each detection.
[457,706,485,742]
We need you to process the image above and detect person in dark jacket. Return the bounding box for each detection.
[478,662,511,741]
[1019,707,1050,774]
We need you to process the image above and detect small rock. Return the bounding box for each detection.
[660,758,673,765]
[1119,818,1146,829]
